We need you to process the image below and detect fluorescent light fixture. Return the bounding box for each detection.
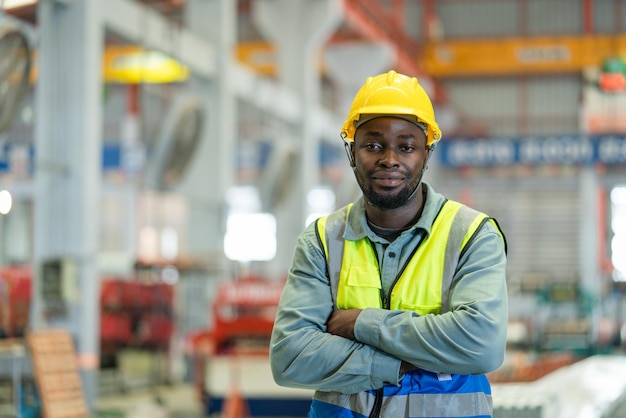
[160,227,178,260]
[225,185,261,213]
[139,226,159,261]
[611,186,626,282]
[224,213,276,262]
[3,0,37,9]
[305,187,335,226]
[611,186,626,206]
[0,190,12,215]
[307,187,335,210]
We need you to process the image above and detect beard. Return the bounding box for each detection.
[357,172,421,210]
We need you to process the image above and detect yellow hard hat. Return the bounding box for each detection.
[341,70,442,146]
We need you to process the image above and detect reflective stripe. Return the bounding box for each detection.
[314,389,492,418]
[440,202,485,313]
[314,390,375,416]
[316,203,353,308]
[308,398,369,418]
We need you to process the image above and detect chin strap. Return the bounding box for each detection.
[406,143,436,201]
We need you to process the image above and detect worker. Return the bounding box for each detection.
[269,70,508,417]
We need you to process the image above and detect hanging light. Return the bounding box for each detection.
[0,190,12,215]
[2,0,37,9]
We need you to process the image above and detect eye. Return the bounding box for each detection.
[364,143,382,151]
[399,144,416,152]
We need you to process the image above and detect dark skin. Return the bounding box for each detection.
[327,116,431,374]
[351,116,430,228]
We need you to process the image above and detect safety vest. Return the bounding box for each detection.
[311,200,503,418]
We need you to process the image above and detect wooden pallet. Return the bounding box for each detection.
[27,330,88,418]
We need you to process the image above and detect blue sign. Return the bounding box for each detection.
[0,141,346,175]
[0,143,130,174]
[437,135,626,167]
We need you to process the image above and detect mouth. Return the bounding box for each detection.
[371,173,405,188]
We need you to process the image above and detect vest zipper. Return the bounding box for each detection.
[376,268,391,417]
[368,388,383,418]
[372,237,424,418]
[374,274,386,418]
[374,237,426,417]
[382,234,425,309]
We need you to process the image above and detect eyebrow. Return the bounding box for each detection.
[361,130,384,138]
[361,131,418,141]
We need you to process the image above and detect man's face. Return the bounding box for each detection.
[351,116,429,210]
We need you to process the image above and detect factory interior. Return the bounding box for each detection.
[1,0,626,417]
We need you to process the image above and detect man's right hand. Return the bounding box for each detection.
[326,308,362,340]
[400,361,418,374]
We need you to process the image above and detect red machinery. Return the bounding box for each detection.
[0,269,174,354]
[186,275,285,407]
[210,276,284,354]
[100,278,174,352]
[0,266,32,339]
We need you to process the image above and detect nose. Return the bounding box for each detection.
[379,148,400,168]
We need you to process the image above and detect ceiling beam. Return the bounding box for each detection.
[342,0,423,76]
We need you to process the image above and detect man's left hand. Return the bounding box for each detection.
[327,309,362,340]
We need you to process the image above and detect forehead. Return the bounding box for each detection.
[355,116,427,141]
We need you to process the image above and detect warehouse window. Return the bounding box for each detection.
[611,186,626,282]
[0,190,12,215]
[224,186,276,262]
[224,213,276,262]
[160,227,178,260]
[305,187,335,226]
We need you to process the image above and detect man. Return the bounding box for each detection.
[270,70,508,418]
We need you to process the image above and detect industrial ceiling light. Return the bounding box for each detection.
[0,190,12,215]
[2,0,37,9]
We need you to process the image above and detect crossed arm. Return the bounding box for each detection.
[327,308,418,374]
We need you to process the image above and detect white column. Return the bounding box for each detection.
[324,42,395,207]
[579,167,601,336]
[325,41,395,117]
[33,0,104,409]
[181,0,237,261]
[252,0,342,276]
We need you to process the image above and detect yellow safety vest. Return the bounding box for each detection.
[316,199,501,312]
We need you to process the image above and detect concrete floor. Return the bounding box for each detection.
[94,381,309,418]
[93,349,312,418]
[95,353,626,418]
[96,382,205,418]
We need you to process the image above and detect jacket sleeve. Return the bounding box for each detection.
[354,221,508,375]
[269,223,402,394]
